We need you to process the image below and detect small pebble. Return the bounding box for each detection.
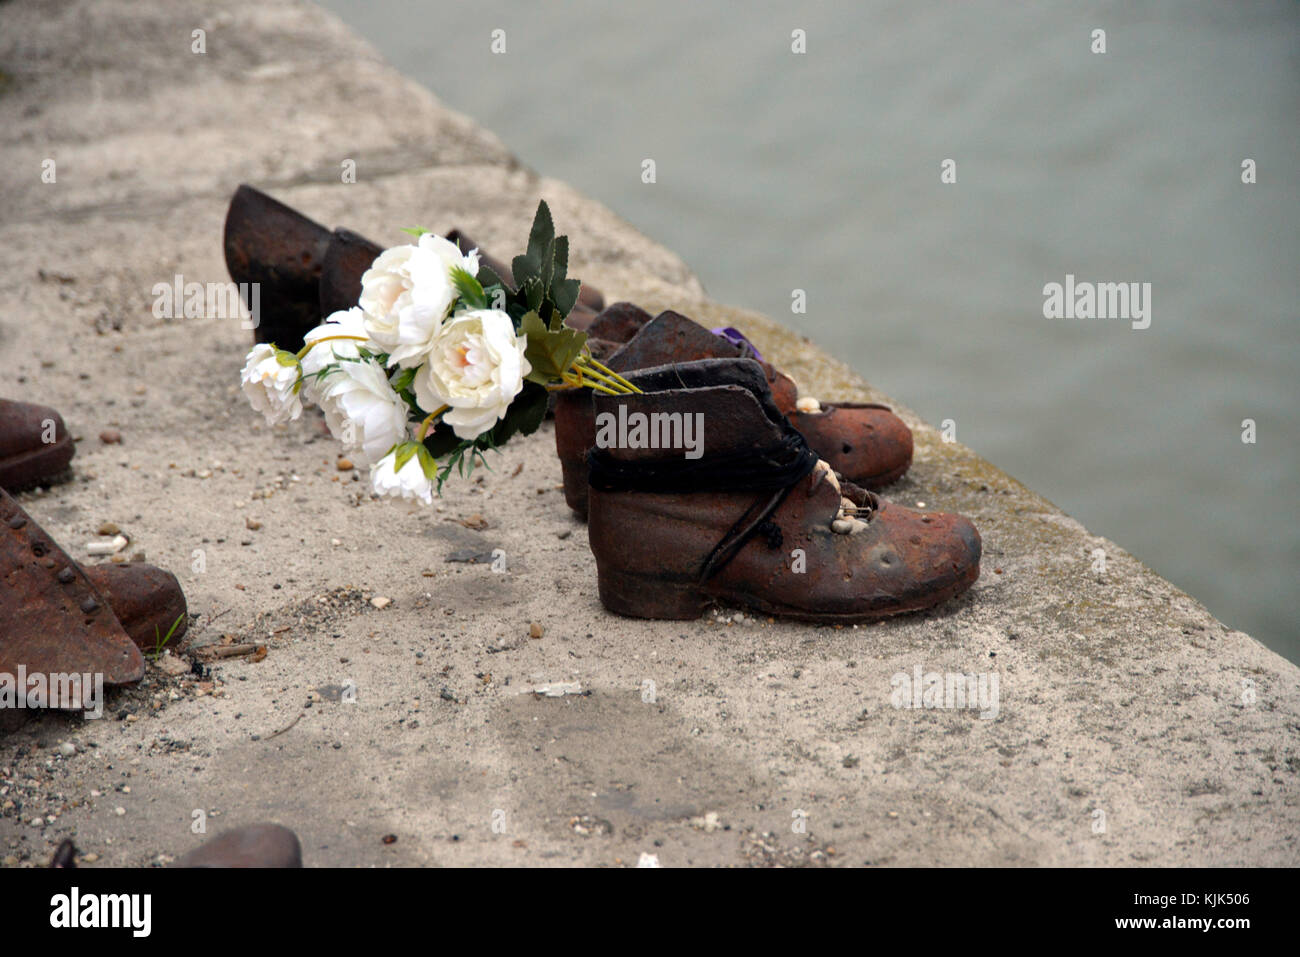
[528,622,544,639]
[245,517,262,531]
[370,596,391,609]
[97,521,120,535]
[57,741,76,757]
[337,458,354,471]
[114,807,125,816]
[99,429,122,444]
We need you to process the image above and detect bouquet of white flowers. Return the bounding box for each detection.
[239,202,638,503]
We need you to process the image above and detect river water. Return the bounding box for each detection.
[320,0,1300,662]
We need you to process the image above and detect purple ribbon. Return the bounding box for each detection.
[711,327,762,361]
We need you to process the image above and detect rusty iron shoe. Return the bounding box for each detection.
[556,309,913,516]
[1,489,189,707]
[585,359,979,621]
[0,399,75,492]
[175,824,303,867]
[1,489,144,706]
[224,185,604,350]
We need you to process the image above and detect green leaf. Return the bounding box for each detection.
[390,367,416,393]
[450,266,487,310]
[476,265,512,292]
[511,253,538,288]
[521,276,546,312]
[550,278,581,323]
[538,236,556,291]
[520,310,588,384]
[526,201,555,267]
[551,235,568,283]
[392,441,420,472]
[400,226,430,238]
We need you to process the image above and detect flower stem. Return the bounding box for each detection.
[574,357,640,394]
[417,405,450,441]
[295,335,369,360]
[580,355,641,394]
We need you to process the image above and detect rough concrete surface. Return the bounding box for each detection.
[0,0,1296,867]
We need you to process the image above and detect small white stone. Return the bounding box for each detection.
[57,742,76,757]
[831,518,853,534]
[636,852,661,868]
[370,596,391,609]
[114,807,126,816]
[796,396,822,413]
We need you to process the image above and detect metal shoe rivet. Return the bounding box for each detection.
[57,567,76,584]
[80,597,99,614]
[7,515,27,529]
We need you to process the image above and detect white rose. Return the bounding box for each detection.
[240,343,303,425]
[370,443,436,506]
[412,309,531,441]
[359,234,479,369]
[299,307,372,403]
[317,357,411,466]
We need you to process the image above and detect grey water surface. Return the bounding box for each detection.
[319,0,1300,662]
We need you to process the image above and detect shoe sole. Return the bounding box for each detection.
[0,434,75,493]
[599,559,980,623]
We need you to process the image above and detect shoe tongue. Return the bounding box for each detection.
[0,490,143,704]
[608,310,742,372]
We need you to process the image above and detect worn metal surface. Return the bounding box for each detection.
[319,228,382,319]
[81,563,188,653]
[0,490,143,707]
[223,184,332,351]
[789,402,914,488]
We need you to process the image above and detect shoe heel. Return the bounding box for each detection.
[597,569,708,620]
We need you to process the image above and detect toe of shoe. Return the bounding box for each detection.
[793,405,913,487]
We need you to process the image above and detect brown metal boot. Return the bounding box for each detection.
[224,186,603,349]
[0,399,75,492]
[1,489,143,707]
[555,310,912,516]
[585,359,979,621]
